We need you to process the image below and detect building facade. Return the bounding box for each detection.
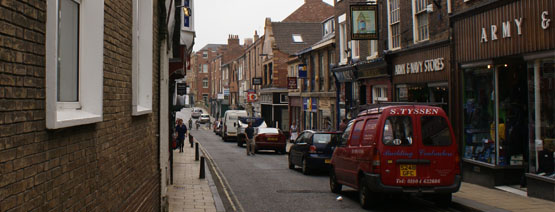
[451,0,554,201]
[0,0,175,210]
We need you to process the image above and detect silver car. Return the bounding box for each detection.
[199,114,210,124]
[191,108,202,119]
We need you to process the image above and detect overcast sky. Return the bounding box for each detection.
[192,0,334,51]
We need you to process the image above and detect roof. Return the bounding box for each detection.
[199,44,225,52]
[282,0,334,23]
[272,22,323,55]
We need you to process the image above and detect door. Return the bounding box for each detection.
[417,115,457,187]
[379,114,419,187]
[359,118,378,172]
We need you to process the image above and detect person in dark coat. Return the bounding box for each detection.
[175,119,188,153]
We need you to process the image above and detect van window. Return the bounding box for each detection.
[229,116,237,121]
[340,121,354,146]
[382,116,413,146]
[361,119,378,146]
[349,121,365,146]
[421,116,452,146]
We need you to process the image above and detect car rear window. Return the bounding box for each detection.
[258,128,279,134]
[382,116,413,146]
[313,134,335,144]
[421,116,452,146]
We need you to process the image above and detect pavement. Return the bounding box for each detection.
[168,109,555,212]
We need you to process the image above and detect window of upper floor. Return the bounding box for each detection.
[413,0,430,42]
[323,17,335,37]
[203,51,208,58]
[292,34,304,43]
[338,13,348,64]
[132,0,153,116]
[203,64,208,73]
[387,0,401,50]
[46,0,105,129]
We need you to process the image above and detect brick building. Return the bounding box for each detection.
[191,44,224,107]
[0,0,189,210]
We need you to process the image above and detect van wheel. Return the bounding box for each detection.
[288,154,295,169]
[359,177,373,209]
[431,193,452,207]
[301,158,310,175]
[330,169,342,193]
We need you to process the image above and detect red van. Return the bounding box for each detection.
[329,105,461,209]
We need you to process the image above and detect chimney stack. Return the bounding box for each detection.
[227,34,239,46]
[254,30,259,41]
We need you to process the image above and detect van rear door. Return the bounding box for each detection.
[416,114,458,187]
[379,110,420,187]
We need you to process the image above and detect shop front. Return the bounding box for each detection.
[390,42,451,114]
[289,95,302,132]
[452,0,554,200]
[318,98,335,131]
[260,89,289,130]
[302,97,318,130]
[355,58,391,106]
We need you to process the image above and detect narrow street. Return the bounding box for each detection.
[181,108,464,212]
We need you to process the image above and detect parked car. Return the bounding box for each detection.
[199,114,210,124]
[254,128,287,154]
[236,117,267,147]
[191,108,203,119]
[329,104,460,209]
[222,110,248,141]
[288,131,341,175]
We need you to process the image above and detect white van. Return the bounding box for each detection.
[222,110,248,141]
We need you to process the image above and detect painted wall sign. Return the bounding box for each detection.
[480,11,551,43]
[394,58,445,76]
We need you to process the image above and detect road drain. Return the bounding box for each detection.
[276,190,329,194]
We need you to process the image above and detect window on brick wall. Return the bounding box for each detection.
[338,14,348,64]
[203,64,208,73]
[132,0,153,116]
[351,40,360,60]
[372,85,388,103]
[368,40,378,59]
[46,0,104,129]
[328,50,335,91]
[203,51,208,58]
[203,78,208,88]
[388,0,401,49]
[413,0,429,42]
[319,53,325,91]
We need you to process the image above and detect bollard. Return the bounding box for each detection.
[199,156,205,179]
[189,134,193,148]
[195,142,199,161]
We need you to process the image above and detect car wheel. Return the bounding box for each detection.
[359,177,372,209]
[301,158,310,175]
[330,168,342,193]
[288,154,295,169]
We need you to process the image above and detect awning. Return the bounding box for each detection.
[355,59,388,79]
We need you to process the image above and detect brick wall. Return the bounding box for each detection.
[0,0,161,211]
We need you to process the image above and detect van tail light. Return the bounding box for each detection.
[308,145,317,154]
[372,149,381,174]
[455,154,461,174]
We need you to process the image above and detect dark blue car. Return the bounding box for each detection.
[288,131,341,175]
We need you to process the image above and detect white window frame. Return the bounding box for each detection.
[46,0,104,129]
[132,0,153,116]
[338,14,348,65]
[202,51,208,58]
[292,34,304,43]
[203,64,208,73]
[203,78,208,88]
[372,85,388,103]
[387,0,401,50]
[412,0,430,43]
[351,40,360,60]
[367,40,378,59]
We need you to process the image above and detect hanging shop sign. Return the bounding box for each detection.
[287,77,298,89]
[252,78,262,85]
[350,4,378,40]
[247,91,258,102]
[303,97,318,112]
[394,58,445,76]
[177,83,187,95]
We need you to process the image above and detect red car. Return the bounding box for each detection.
[254,128,287,154]
[330,104,460,209]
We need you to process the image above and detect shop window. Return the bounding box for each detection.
[383,116,413,146]
[528,58,554,175]
[387,0,401,49]
[421,116,452,146]
[372,85,388,103]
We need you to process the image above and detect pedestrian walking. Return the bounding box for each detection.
[290,121,298,143]
[245,122,256,156]
[175,119,188,153]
